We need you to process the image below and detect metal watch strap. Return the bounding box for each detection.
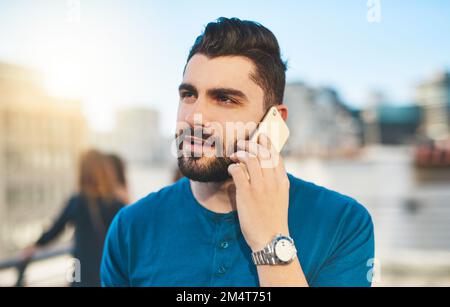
[252,245,277,265]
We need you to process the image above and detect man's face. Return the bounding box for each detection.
[176,54,266,182]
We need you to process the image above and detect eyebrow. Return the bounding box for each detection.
[178,83,249,103]
[207,88,248,103]
[178,83,198,95]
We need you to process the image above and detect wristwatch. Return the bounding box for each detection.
[251,234,297,265]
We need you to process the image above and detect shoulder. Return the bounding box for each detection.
[287,173,372,226]
[286,173,374,268]
[63,193,84,212]
[117,177,188,227]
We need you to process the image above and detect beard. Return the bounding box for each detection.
[175,124,239,182]
[177,155,234,182]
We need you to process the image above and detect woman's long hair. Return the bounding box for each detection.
[107,153,127,188]
[106,153,129,204]
[78,149,119,201]
[77,149,120,238]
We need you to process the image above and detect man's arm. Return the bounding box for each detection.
[100,209,130,286]
[256,258,308,287]
[310,201,374,287]
[228,133,308,287]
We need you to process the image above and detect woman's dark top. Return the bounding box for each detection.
[36,193,124,287]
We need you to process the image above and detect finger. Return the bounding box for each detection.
[229,150,263,183]
[257,133,282,170]
[257,133,278,156]
[237,139,271,160]
[227,163,250,188]
[237,139,275,180]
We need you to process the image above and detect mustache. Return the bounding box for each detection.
[174,125,241,156]
[174,126,219,154]
[175,126,215,142]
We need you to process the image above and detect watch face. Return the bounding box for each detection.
[274,237,296,262]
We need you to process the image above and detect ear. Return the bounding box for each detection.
[275,104,288,122]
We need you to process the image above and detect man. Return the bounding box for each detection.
[100,17,374,287]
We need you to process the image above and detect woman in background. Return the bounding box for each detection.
[107,153,130,205]
[20,150,126,287]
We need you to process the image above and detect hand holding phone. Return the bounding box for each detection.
[249,106,289,153]
[227,107,292,257]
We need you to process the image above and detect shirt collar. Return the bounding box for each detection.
[181,177,238,224]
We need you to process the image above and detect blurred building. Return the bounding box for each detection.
[361,104,421,145]
[416,71,450,141]
[90,107,167,165]
[283,82,362,157]
[0,62,87,259]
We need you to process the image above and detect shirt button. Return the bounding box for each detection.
[220,241,229,249]
[217,265,227,275]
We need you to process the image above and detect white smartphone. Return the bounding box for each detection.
[249,106,290,153]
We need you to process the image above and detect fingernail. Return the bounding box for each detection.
[228,163,238,172]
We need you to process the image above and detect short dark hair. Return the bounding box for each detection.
[186,17,287,108]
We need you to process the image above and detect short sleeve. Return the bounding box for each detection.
[311,200,375,287]
[100,208,129,286]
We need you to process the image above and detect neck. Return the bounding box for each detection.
[189,178,237,214]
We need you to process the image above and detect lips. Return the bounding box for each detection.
[188,136,205,145]
[182,136,216,154]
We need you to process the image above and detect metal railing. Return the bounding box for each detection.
[0,244,73,286]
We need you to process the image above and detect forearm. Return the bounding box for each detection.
[256,258,309,287]
[36,200,75,246]
[36,220,66,246]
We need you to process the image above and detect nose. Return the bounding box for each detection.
[182,97,211,127]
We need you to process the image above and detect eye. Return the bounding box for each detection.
[217,95,236,104]
[180,91,196,103]
[180,91,193,98]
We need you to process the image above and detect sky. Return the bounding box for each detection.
[0,0,449,135]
